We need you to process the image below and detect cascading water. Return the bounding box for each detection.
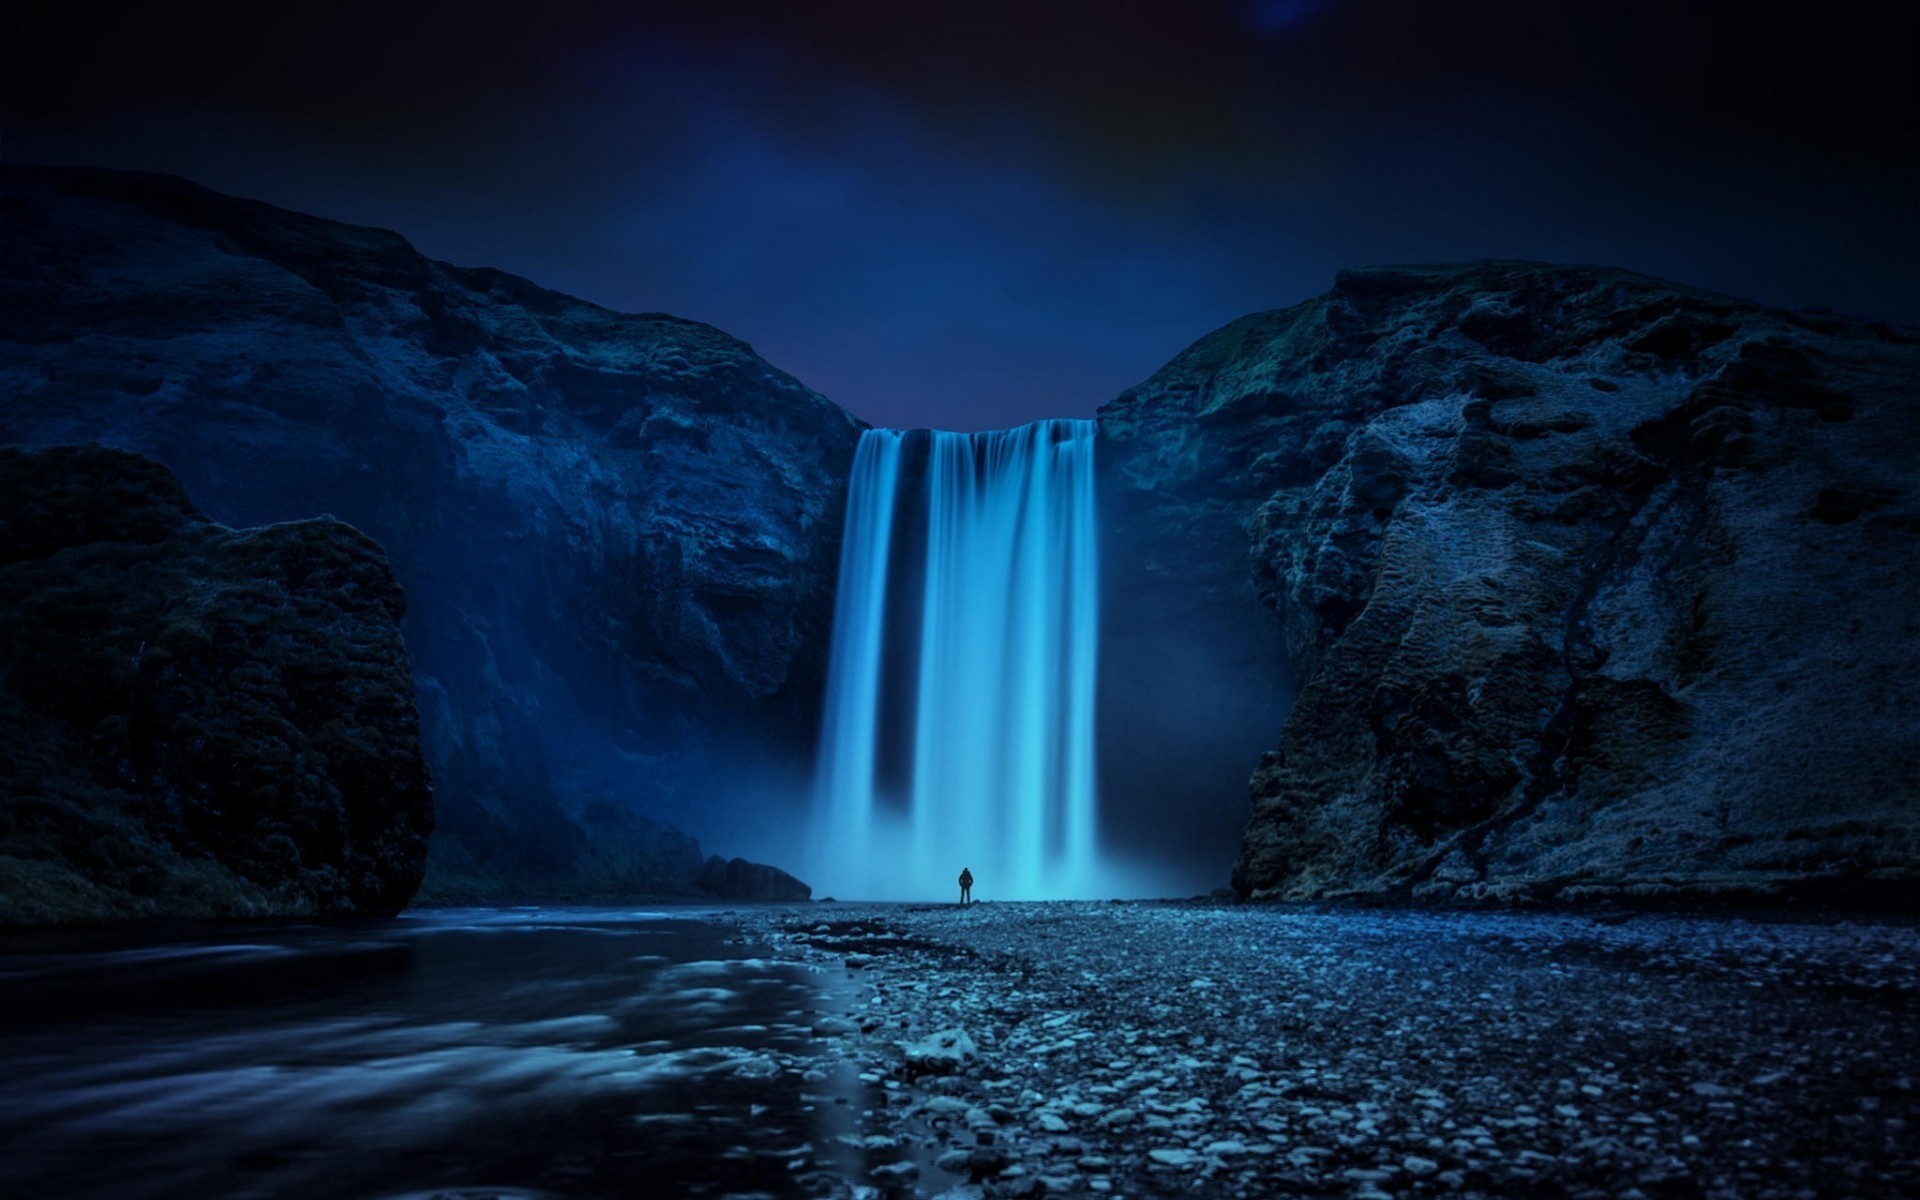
[807,419,1099,900]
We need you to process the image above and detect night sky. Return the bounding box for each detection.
[4,1,1915,432]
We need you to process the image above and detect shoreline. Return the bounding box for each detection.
[733,901,1920,1199]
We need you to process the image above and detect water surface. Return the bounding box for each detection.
[0,906,871,1199]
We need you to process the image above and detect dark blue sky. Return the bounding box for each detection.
[4,1,1915,431]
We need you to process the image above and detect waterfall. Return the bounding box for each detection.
[808,419,1100,900]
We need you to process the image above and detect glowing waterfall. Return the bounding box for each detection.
[808,419,1099,900]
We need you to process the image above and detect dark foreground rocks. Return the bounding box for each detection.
[1100,262,1920,903]
[741,901,1920,1200]
[0,164,857,899]
[0,445,433,923]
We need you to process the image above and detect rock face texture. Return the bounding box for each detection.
[1102,263,1920,904]
[0,445,433,923]
[0,166,858,898]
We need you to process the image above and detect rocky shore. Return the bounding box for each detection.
[739,901,1920,1200]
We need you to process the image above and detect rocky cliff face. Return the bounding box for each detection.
[1103,263,1920,904]
[0,166,861,897]
[12,167,1911,908]
[0,445,433,923]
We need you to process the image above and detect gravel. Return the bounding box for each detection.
[737,901,1920,1199]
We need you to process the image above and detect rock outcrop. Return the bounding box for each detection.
[1102,262,1920,904]
[0,445,433,924]
[697,854,813,902]
[0,166,857,898]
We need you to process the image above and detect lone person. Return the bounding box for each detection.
[958,867,974,907]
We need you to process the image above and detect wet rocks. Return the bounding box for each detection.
[0,445,433,923]
[742,900,1920,1199]
[903,1029,980,1078]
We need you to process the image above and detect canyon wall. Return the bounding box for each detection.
[1104,263,1920,903]
[0,166,860,898]
[8,167,1914,908]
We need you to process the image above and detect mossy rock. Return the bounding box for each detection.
[0,444,433,925]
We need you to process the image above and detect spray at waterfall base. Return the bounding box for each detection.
[806,420,1180,901]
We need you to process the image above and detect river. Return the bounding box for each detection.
[0,906,879,1199]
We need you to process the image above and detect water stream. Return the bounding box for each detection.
[0,908,880,1199]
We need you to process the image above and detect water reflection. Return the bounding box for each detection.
[0,907,873,1199]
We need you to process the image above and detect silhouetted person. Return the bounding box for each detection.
[958,867,973,906]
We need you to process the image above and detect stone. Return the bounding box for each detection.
[0,445,432,924]
[965,1147,1011,1178]
[737,901,1920,1199]
[697,855,812,901]
[902,1028,979,1077]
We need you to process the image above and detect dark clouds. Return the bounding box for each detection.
[4,1,1914,430]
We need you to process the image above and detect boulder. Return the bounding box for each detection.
[901,1027,979,1077]
[696,854,812,901]
[0,444,433,924]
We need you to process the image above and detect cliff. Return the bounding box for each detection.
[10,165,1913,908]
[0,165,861,897]
[1102,262,1920,904]
[0,445,433,924]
